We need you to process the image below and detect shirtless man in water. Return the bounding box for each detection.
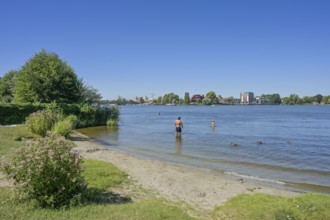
[175,117,183,137]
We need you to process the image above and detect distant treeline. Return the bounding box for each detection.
[101,92,330,106]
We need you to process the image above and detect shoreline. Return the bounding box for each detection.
[72,131,300,211]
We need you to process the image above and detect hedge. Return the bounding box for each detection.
[0,103,119,127]
[0,103,46,125]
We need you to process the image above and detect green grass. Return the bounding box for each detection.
[212,193,330,220]
[83,159,128,190]
[0,188,196,220]
[0,125,38,157]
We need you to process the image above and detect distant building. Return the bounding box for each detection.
[255,96,269,104]
[191,94,204,103]
[240,92,254,104]
[255,96,261,104]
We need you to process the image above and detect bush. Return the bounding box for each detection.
[52,115,78,138]
[0,133,86,208]
[65,114,79,128]
[25,105,63,137]
[106,119,118,127]
[78,105,119,128]
[77,104,96,128]
[25,110,55,136]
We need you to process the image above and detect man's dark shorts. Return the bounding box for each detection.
[176,127,181,132]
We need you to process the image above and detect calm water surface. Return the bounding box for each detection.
[78,105,330,192]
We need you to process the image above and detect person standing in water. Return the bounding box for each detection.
[210,119,215,128]
[175,117,183,137]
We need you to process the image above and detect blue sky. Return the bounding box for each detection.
[1,0,329,100]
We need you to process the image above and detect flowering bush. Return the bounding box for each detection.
[0,132,86,208]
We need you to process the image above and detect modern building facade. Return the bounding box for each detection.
[240,92,254,104]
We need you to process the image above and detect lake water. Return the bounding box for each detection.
[77,105,330,193]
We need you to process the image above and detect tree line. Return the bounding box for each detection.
[107,92,330,106]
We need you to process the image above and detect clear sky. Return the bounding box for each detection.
[1,0,329,100]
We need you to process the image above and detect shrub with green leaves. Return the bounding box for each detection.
[53,115,78,138]
[25,104,63,136]
[77,104,96,127]
[77,105,120,128]
[0,133,86,208]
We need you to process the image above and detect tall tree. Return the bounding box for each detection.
[157,96,162,104]
[139,97,145,104]
[226,96,234,104]
[202,98,212,105]
[116,96,127,105]
[81,83,102,104]
[322,96,330,104]
[314,94,323,104]
[184,92,190,104]
[205,91,219,104]
[0,70,18,102]
[162,93,179,104]
[261,93,281,104]
[13,49,83,103]
[282,94,302,105]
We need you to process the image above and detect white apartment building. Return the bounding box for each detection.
[240,92,254,104]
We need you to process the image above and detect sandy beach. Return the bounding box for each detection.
[71,131,299,211]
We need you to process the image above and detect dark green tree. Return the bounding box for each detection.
[261,93,281,104]
[139,96,145,104]
[226,96,234,104]
[13,49,83,103]
[205,91,219,104]
[282,94,303,105]
[116,96,127,105]
[0,70,18,102]
[314,94,323,104]
[202,98,212,105]
[162,93,179,104]
[184,92,190,104]
[302,96,316,104]
[157,96,162,104]
[322,96,330,104]
[81,84,102,104]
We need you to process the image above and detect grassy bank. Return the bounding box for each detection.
[212,193,330,220]
[1,125,330,219]
[0,125,38,157]
[0,187,194,220]
[0,125,195,219]
[0,158,195,220]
